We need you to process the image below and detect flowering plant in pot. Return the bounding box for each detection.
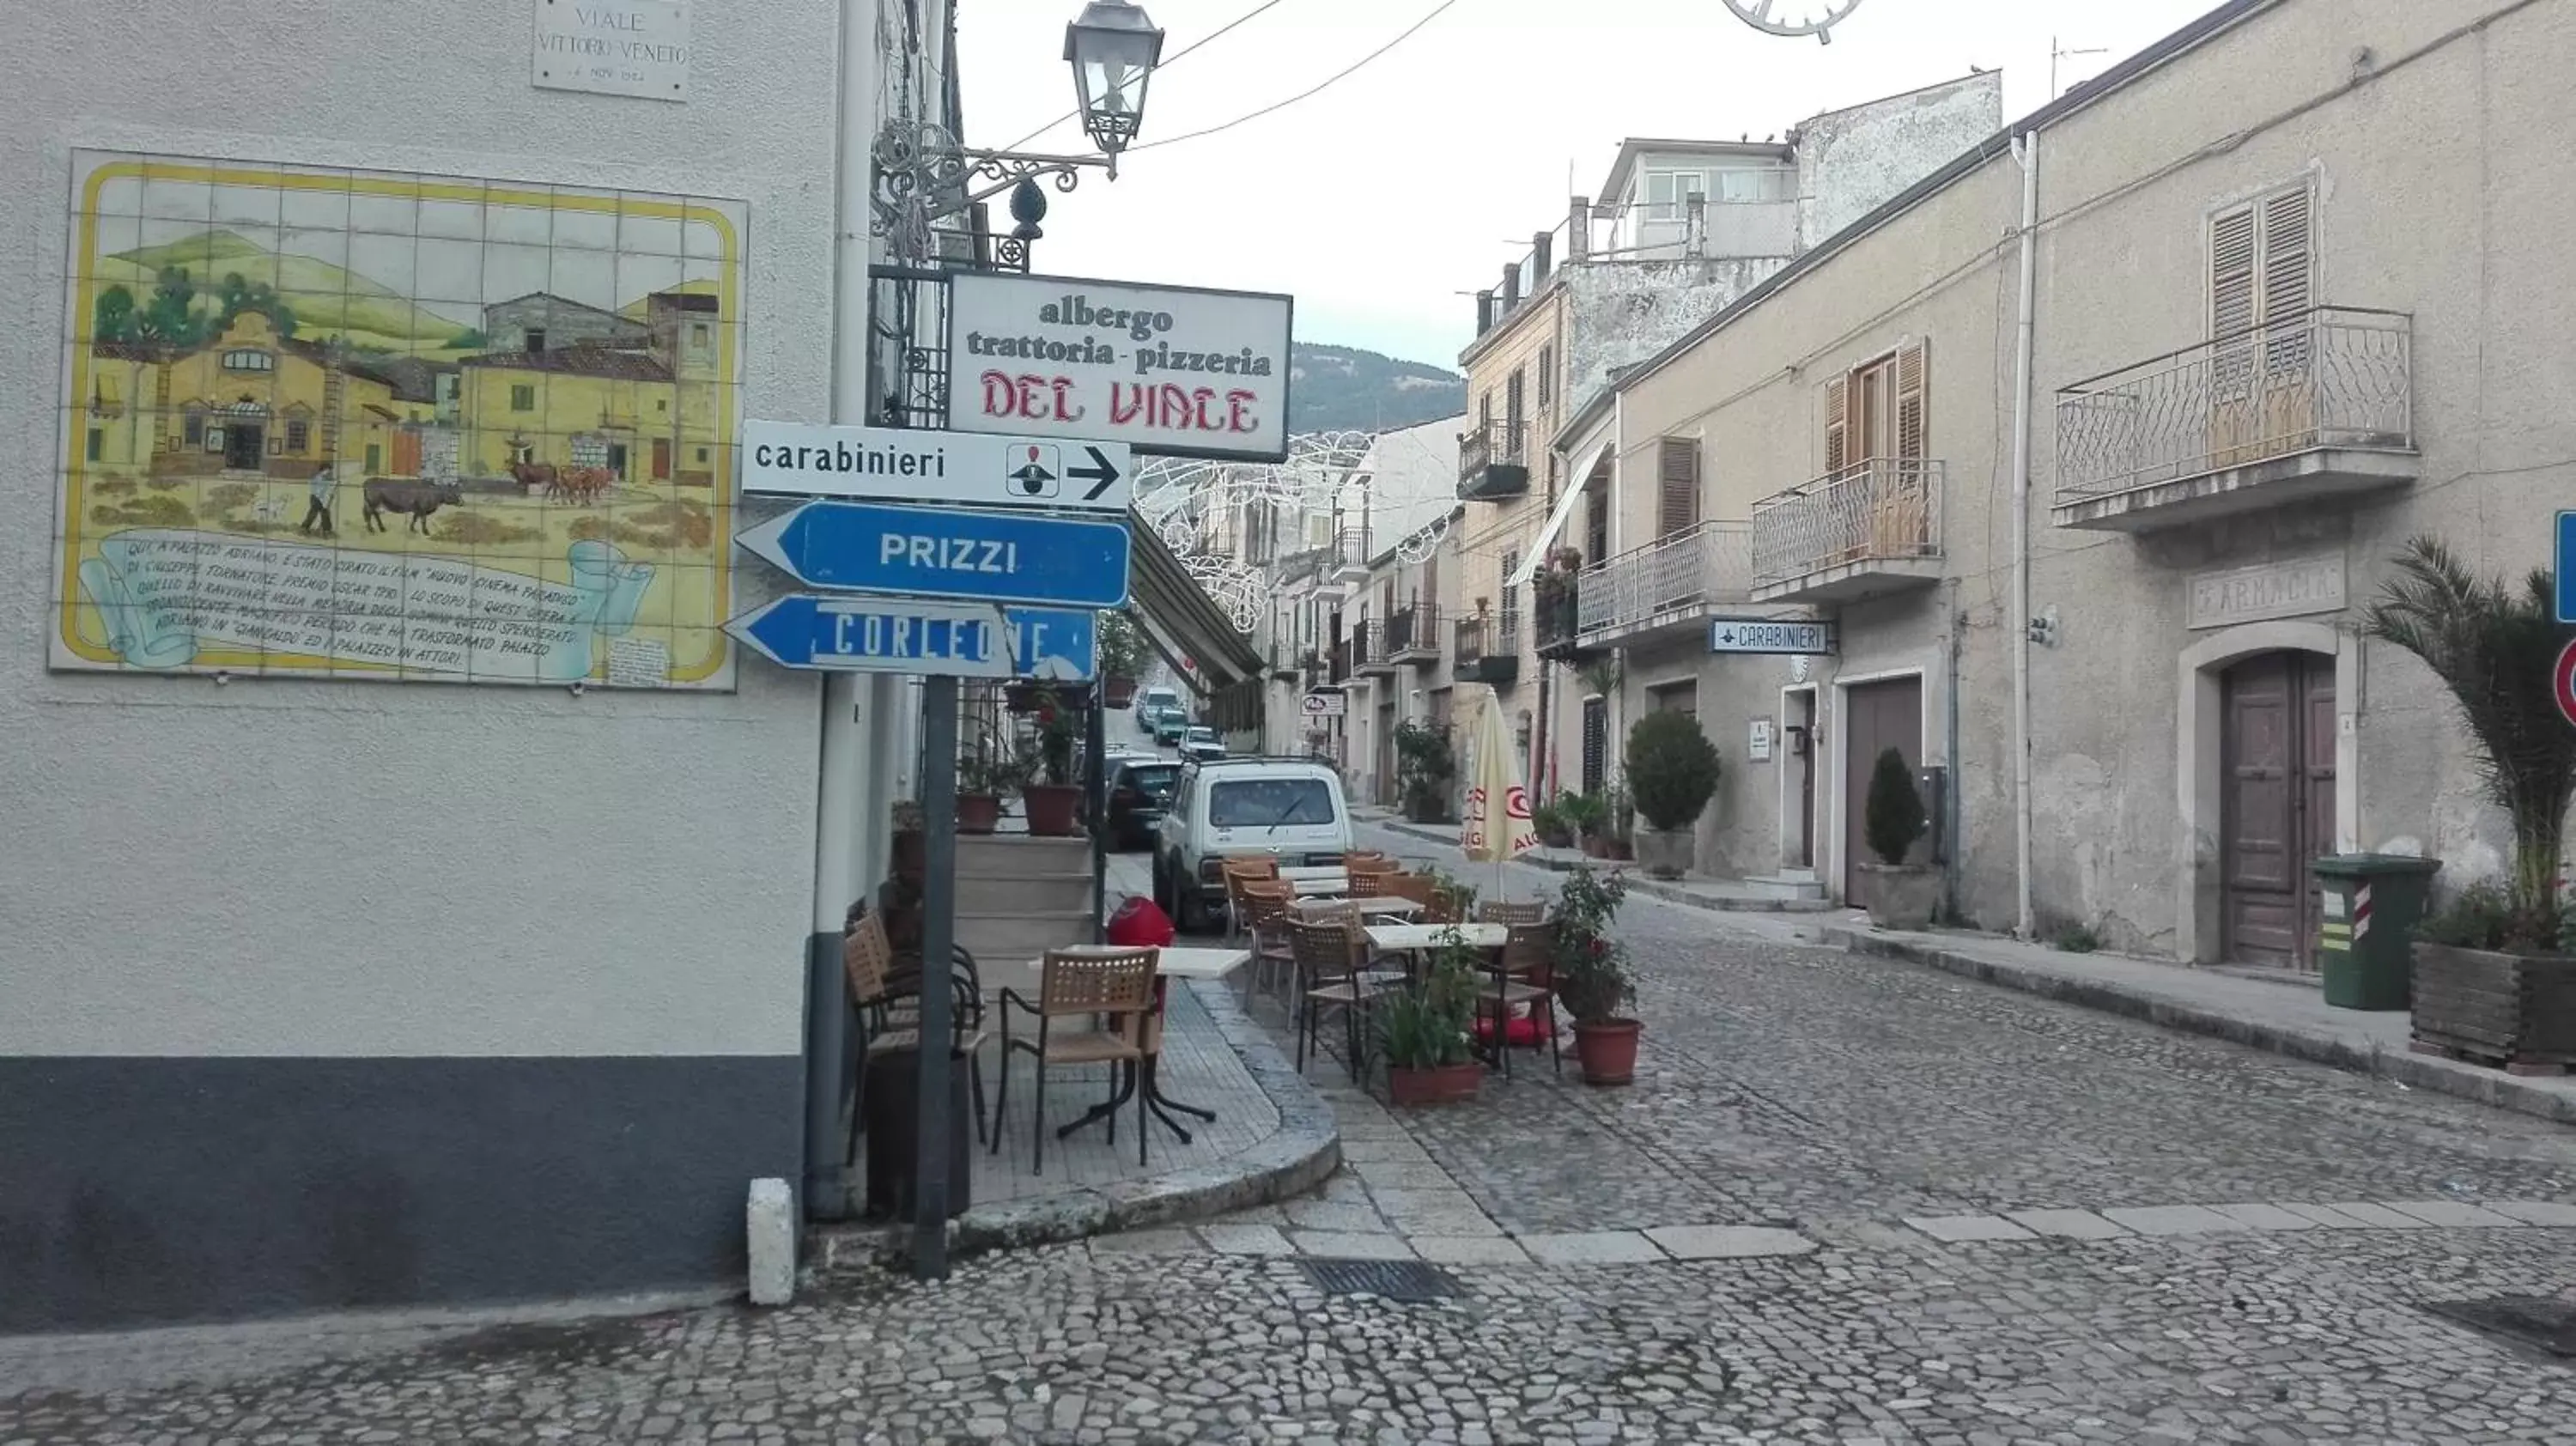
[1550,866,1639,1084]
[1626,711,1720,880]
[1378,927,1483,1105]
[1857,748,1937,928]
[2362,538,2576,1071]
[1096,610,1149,710]
[1018,691,1085,837]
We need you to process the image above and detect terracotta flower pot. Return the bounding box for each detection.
[1021,783,1083,837]
[957,793,1003,835]
[1386,1061,1483,1106]
[1101,676,1138,709]
[1572,1018,1642,1085]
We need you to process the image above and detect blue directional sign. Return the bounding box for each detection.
[2557,510,2575,624]
[735,499,1132,609]
[726,595,1099,679]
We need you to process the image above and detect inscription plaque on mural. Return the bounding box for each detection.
[53,151,744,689]
[2186,553,2346,630]
[532,0,692,100]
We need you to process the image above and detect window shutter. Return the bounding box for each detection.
[1656,435,1698,538]
[2258,186,2312,325]
[1822,374,1850,473]
[1893,337,1929,462]
[1538,346,1554,407]
[2209,203,2257,341]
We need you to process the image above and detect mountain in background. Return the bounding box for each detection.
[1289,343,1464,434]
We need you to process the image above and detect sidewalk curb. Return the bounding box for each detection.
[806,979,1340,1275]
[1374,818,1833,914]
[1824,926,2576,1129]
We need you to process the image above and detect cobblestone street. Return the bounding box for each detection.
[8,823,2576,1444]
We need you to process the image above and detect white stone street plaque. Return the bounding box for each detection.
[2187,552,2347,630]
[532,0,691,101]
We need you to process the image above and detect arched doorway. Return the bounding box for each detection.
[2218,651,2336,969]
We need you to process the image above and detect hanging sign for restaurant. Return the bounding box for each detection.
[944,271,1294,464]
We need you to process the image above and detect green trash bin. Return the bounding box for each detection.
[2312,854,2442,1011]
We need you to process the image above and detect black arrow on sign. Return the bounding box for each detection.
[1070,447,1121,501]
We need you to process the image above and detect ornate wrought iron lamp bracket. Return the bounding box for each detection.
[871,119,1109,242]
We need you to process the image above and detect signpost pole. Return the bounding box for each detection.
[1089,696,1108,943]
[910,676,959,1279]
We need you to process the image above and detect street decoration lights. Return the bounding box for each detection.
[1719,0,1865,44]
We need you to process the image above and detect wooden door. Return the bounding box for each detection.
[2222,653,2336,969]
[1841,677,1923,900]
[1789,690,1817,868]
[392,428,423,477]
[652,437,673,480]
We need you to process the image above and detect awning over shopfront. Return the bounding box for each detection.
[1507,436,1613,586]
[1127,512,1263,696]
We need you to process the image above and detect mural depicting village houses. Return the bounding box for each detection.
[57,154,744,689]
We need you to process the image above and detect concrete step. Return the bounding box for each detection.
[957,909,1096,996]
[955,833,1092,878]
[1742,872,1828,901]
[959,870,1097,914]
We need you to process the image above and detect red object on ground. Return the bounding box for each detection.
[1107,895,1176,949]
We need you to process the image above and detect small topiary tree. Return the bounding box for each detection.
[1863,747,1925,866]
[1625,711,1720,832]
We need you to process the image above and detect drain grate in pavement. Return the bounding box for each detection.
[2425,1297,2576,1358]
[1301,1258,1462,1303]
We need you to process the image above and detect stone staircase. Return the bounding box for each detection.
[952,834,1096,1003]
[1741,869,1829,903]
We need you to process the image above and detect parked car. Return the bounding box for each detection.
[1151,711,1188,746]
[1153,757,1352,933]
[1136,687,1182,737]
[1180,726,1227,763]
[1097,759,1180,851]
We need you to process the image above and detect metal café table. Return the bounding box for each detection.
[1278,866,1349,897]
[1041,945,1248,1145]
[1291,895,1424,920]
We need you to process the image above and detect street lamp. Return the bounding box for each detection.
[1064,0,1164,174]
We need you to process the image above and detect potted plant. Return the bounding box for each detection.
[1558,791,1608,855]
[1532,547,1584,644]
[1377,928,1483,1106]
[1394,720,1456,824]
[1096,610,1148,710]
[955,738,1024,835]
[1018,690,1085,837]
[1533,798,1573,849]
[1856,747,1937,928]
[1625,711,1720,880]
[1599,780,1637,862]
[1552,866,1638,1084]
[2363,538,2576,1072]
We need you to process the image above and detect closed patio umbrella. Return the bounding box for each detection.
[1458,684,1538,893]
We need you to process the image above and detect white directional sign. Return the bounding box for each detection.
[1301,691,1348,717]
[742,418,1132,511]
[1709,617,1836,656]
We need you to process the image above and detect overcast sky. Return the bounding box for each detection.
[957,0,2216,370]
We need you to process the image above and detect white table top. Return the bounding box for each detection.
[1285,876,1348,897]
[1034,945,1249,980]
[1291,896,1423,919]
[1364,922,1510,951]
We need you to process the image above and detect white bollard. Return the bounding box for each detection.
[746,1177,796,1307]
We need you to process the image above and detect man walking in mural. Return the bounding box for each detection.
[300,461,337,537]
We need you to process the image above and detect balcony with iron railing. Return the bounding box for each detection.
[1328,526,1372,585]
[1572,521,1756,651]
[1353,619,1398,677]
[2053,307,2415,532]
[1457,420,1531,501]
[1750,458,1945,605]
[1388,602,1442,665]
[1452,612,1522,686]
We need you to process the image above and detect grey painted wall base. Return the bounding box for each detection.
[806,981,1340,1275]
[0,1055,802,1333]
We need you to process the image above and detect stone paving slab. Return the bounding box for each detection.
[1408,1235,1534,1266]
[2382,1197,2526,1227]
[1200,1223,1297,1257]
[2316,1200,2437,1229]
[1644,1224,1819,1260]
[2492,1198,2576,1225]
[2208,1202,2324,1230]
[2005,1208,2131,1240]
[1287,1230,1414,1260]
[2099,1204,2248,1236]
[1903,1212,2039,1243]
[1519,1230,1668,1265]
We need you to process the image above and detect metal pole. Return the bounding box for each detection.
[2008,131,2040,941]
[910,675,959,1277]
[1089,693,1109,942]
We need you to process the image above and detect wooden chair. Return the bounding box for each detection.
[1382,872,1454,924]
[1346,860,1401,899]
[1342,850,1394,870]
[1477,900,1546,926]
[1289,919,1382,1084]
[1219,857,1279,939]
[1478,920,1562,1078]
[992,948,1161,1173]
[1237,878,1299,1011]
[842,913,987,1161]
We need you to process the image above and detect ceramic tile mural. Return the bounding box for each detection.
[52,153,744,689]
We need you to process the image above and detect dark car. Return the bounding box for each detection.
[1102,760,1180,850]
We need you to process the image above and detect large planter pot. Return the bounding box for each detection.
[1539,823,1574,849]
[1386,1061,1482,1107]
[1581,834,1610,860]
[1021,783,1083,837]
[1857,861,1939,930]
[1602,838,1634,862]
[891,828,927,878]
[1572,1019,1642,1085]
[957,793,1003,835]
[1633,826,1693,881]
[1100,675,1138,709]
[2409,941,2576,1072]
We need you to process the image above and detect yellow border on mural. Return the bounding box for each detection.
[58,156,741,684]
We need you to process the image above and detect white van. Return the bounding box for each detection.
[1136,686,1182,737]
[1151,757,1352,933]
